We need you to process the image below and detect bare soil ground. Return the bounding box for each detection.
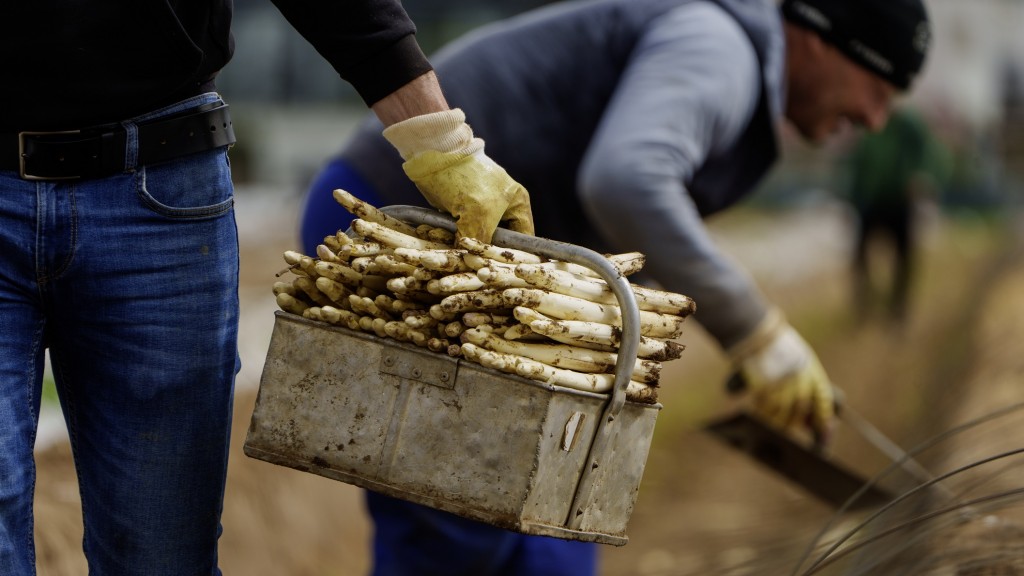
[32,195,1024,575]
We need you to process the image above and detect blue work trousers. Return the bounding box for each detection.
[0,94,238,575]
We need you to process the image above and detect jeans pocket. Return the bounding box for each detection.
[137,148,234,219]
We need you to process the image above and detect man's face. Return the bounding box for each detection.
[785,39,899,143]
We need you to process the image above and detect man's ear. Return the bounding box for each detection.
[788,24,827,60]
[804,29,828,59]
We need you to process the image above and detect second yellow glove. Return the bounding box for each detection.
[382,109,534,242]
[729,308,837,443]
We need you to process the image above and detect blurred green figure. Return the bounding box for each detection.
[846,107,948,322]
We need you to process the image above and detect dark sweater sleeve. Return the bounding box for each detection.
[269,0,433,106]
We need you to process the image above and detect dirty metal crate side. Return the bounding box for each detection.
[244,312,660,544]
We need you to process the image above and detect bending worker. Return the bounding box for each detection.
[0,1,529,574]
[300,0,932,574]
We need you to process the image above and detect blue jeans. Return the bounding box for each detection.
[0,93,238,575]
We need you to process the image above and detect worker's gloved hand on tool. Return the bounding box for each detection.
[382,109,534,243]
[728,308,837,443]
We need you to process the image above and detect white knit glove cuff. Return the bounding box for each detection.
[741,325,812,382]
[381,108,480,160]
[728,308,811,382]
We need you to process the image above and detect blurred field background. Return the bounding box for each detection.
[33,0,1024,574]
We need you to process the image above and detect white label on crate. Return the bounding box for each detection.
[562,412,586,452]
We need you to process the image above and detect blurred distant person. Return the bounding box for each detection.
[845,107,948,323]
[299,0,932,574]
[0,1,531,574]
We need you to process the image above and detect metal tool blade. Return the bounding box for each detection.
[704,412,897,510]
[835,400,957,502]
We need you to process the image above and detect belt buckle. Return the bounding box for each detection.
[18,130,82,181]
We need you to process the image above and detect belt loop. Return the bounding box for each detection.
[122,121,139,172]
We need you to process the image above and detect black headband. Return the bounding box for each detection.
[782,0,931,90]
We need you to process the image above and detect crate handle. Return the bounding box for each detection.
[377,206,641,410]
[378,206,642,529]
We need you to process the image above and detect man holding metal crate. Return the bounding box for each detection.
[0,1,531,574]
[301,0,932,573]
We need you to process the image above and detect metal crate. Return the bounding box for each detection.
[243,207,662,545]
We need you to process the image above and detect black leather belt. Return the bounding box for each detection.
[1,103,235,181]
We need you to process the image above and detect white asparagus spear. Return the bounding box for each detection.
[457,237,543,264]
[503,288,685,339]
[314,260,363,286]
[353,219,448,251]
[282,249,304,267]
[513,307,685,361]
[373,294,405,315]
[403,310,439,330]
[477,265,530,289]
[384,320,429,346]
[348,256,377,275]
[372,254,420,277]
[438,289,508,315]
[474,324,512,337]
[461,341,509,371]
[514,358,658,402]
[461,312,513,328]
[333,231,354,247]
[323,232,355,261]
[392,247,472,273]
[501,322,543,341]
[276,292,309,316]
[529,252,647,279]
[341,241,386,258]
[461,253,491,271]
[272,281,298,297]
[427,273,485,295]
[348,295,393,320]
[370,317,388,338]
[356,315,373,333]
[293,276,333,307]
[320,305,363,330]
[461,328,660,382]
[316,244,340,263]
[461,328,607,373]
[428,305,458,321]
[386,276,430,295]
[314,276,354,308]
[427,337,451,353]
[283,250,318,278]
[460,343,657,403]
[606,252,646,276]
[443,321,466,339]
[391,298,427,313]
[322,235,344,253]
[514,263,695,316]
[332,188,420,237]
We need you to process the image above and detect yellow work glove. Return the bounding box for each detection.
[728,308,837,444]
[382,109,534,242]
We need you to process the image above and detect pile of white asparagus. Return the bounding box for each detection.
[273,190,696,404]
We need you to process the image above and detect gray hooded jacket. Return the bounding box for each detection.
[342,0,786,350]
